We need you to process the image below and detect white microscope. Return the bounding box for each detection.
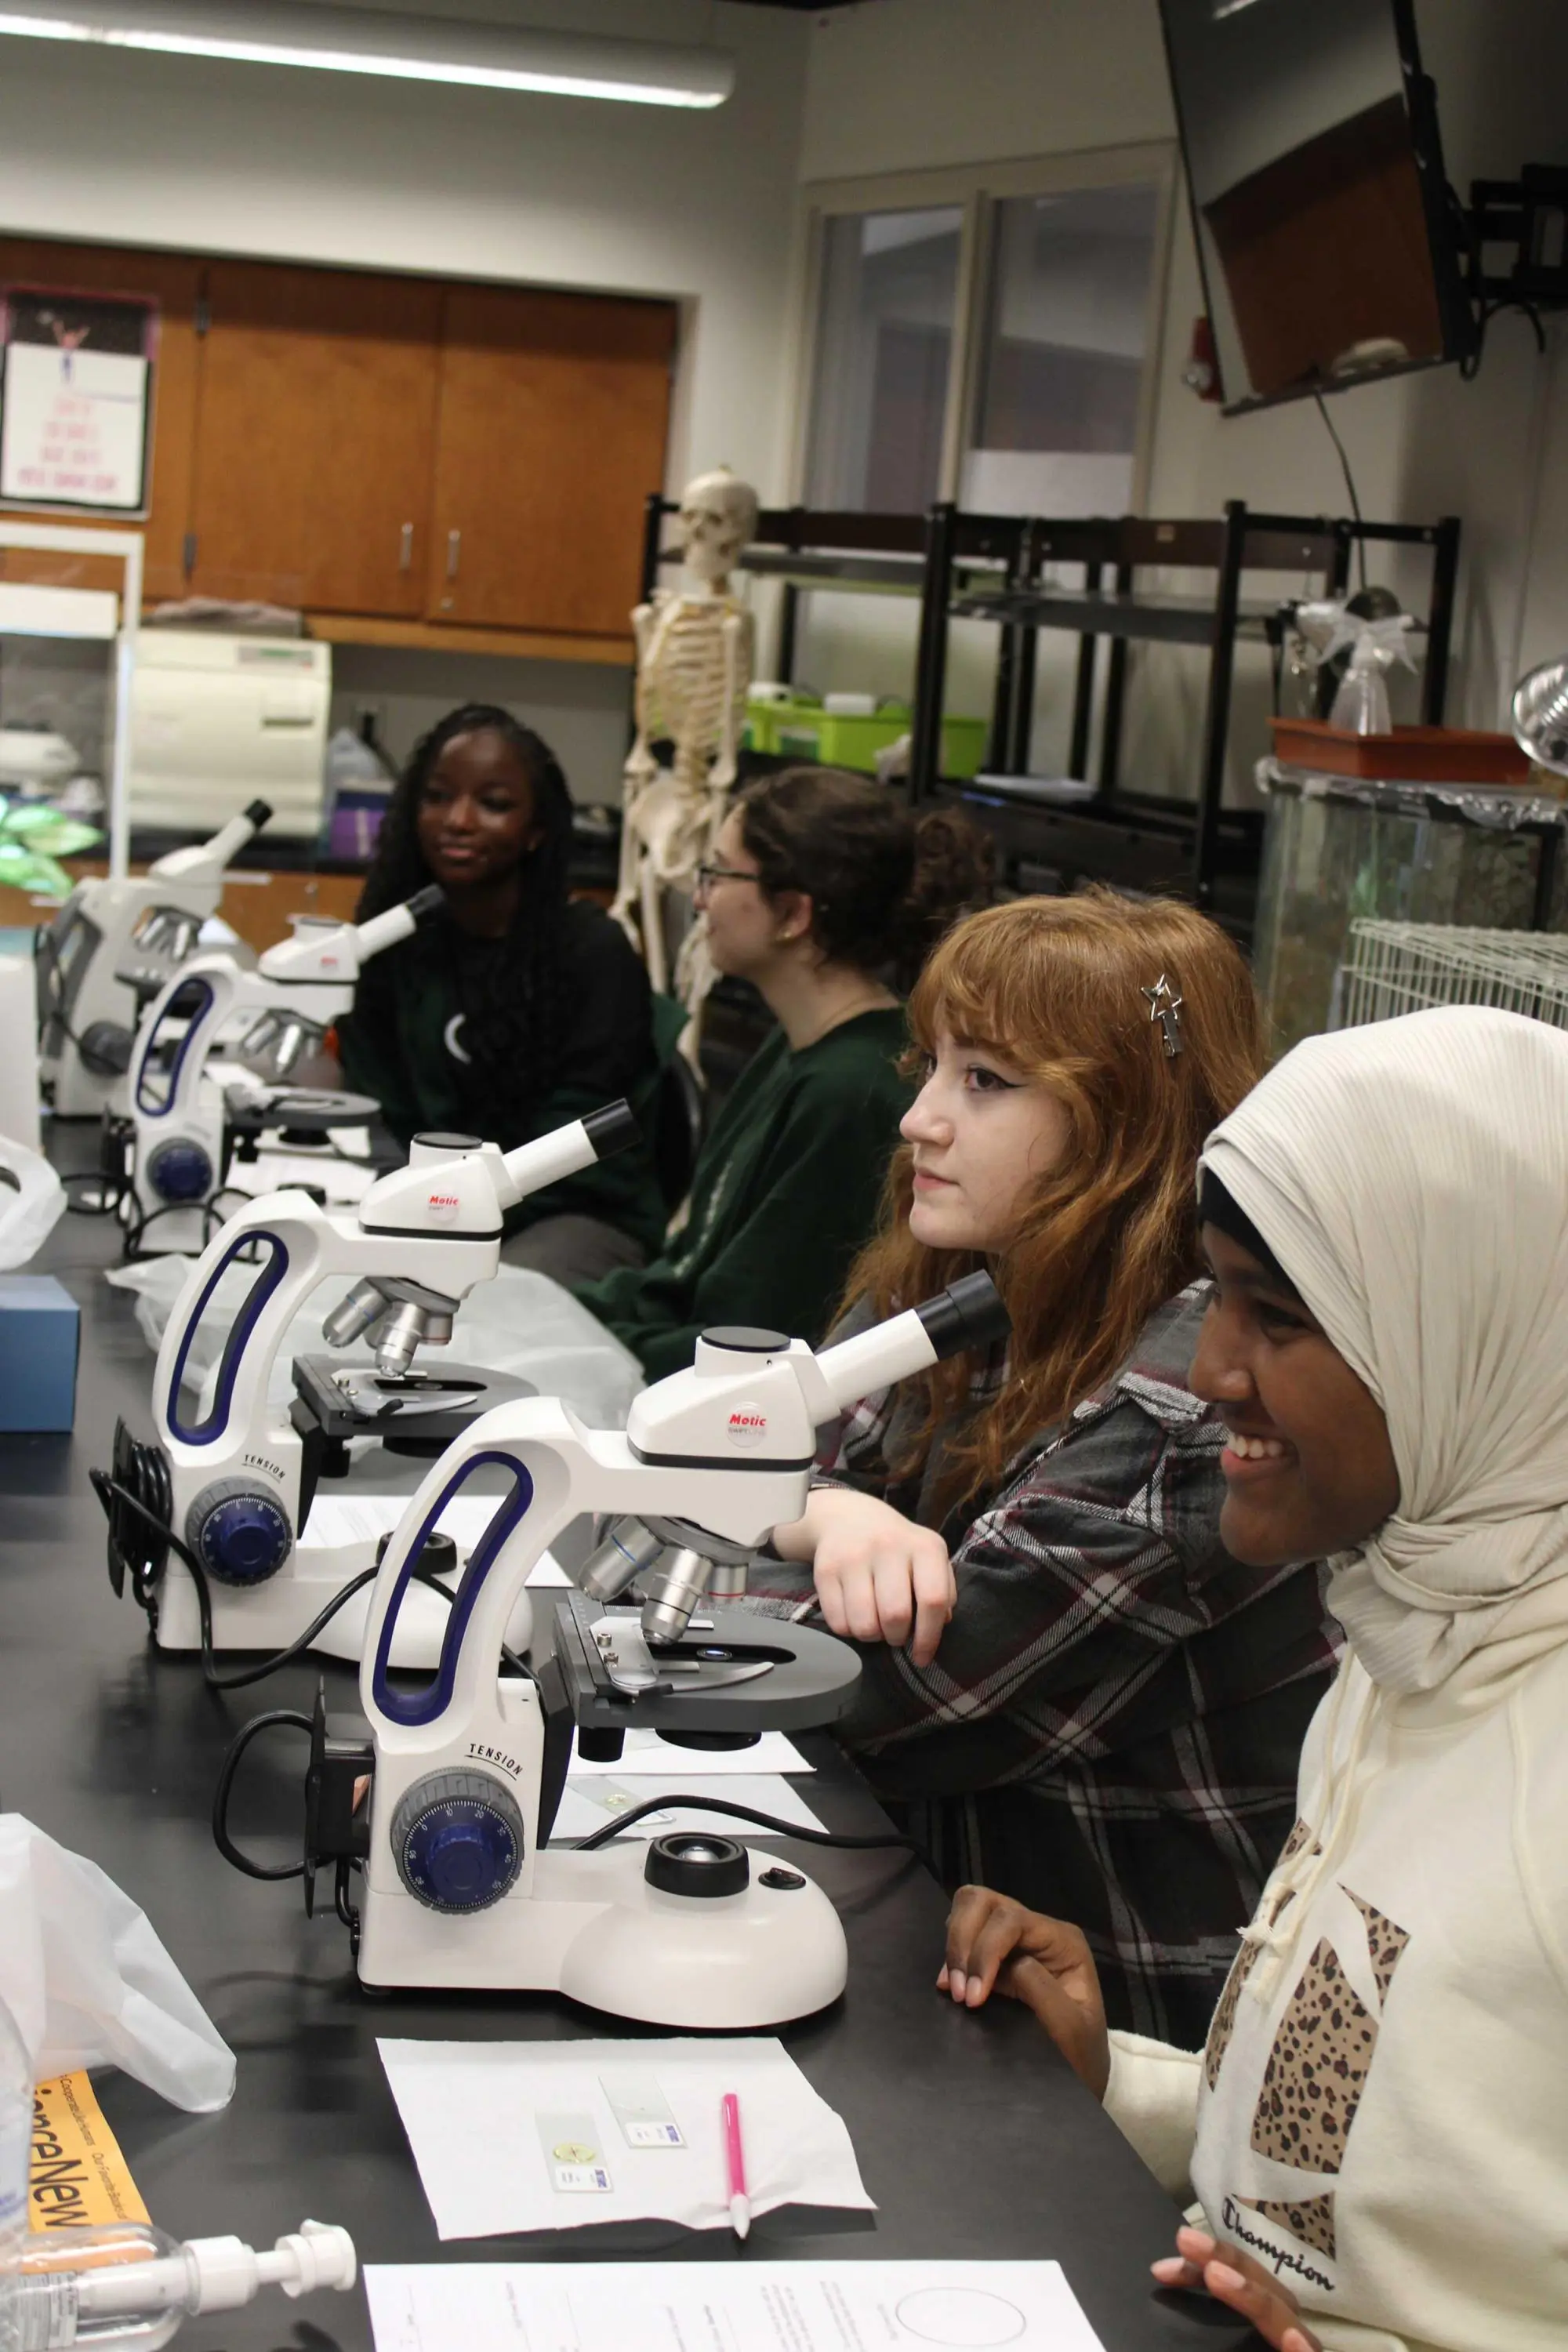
[111,884,441,1255]
[264,1272,1009,2028]
[99,1104,641,1671]
[37,799,273,1118]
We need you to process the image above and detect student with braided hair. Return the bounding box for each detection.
[337,703,665,1285]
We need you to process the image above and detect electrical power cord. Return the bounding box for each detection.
[212,1723,930,1900]
[1313,392,1367,593]
[569,1793,929,1865]
[212,1710,314,1880]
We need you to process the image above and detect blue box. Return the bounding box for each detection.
[0,1276,80,1432]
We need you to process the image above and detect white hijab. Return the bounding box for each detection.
[1200,1004,1568,1697]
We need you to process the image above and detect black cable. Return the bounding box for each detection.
[91,1466,534,1690]
[212,1710,314,1878]
[64,1170,129,1219]
[570,1793,930,1867]
[1313,391,1367,593]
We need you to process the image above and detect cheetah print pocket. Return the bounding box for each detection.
[1249,1938,1375,2173]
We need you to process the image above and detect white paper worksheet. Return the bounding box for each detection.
[363,2259,1109,2352]
[377,2037,873,2241]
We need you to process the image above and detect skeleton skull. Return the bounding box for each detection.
[677,467,760,589]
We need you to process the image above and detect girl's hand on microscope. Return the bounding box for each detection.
[771,1488,954,1664]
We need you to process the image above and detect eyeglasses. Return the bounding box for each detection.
[694,860,761,892]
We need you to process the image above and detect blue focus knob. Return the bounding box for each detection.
[185,1480,292,1586]
[147,1138,213,1202]
[391,1771,524,1914]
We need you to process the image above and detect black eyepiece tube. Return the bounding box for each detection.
[405,884,445,920]
[914,1270,1011,1360]
[243,799,274,829]
[583,1098,641,1160]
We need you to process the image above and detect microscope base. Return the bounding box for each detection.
[357,1842,848,2027]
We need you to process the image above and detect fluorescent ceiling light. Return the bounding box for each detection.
[0,0,735,106]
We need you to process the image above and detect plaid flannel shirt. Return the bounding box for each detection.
[749,1281,1340,2045]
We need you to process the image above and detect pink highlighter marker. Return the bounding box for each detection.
[721,2092,750,2240]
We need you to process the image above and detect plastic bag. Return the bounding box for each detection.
[1294,599,1420,736]
[1328,612,1417,735]
[0,1135,65,1272]
[105,1258,646,1431]
[0,1816,235,2114]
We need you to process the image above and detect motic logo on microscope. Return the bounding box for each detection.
[726,1405,768,1450]
[425,1189,462,1224]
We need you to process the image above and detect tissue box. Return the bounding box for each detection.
[0,1276,79,1431]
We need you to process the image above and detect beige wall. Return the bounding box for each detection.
[0,0,811,804]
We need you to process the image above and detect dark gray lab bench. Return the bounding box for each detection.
[0,1196,1247,2352]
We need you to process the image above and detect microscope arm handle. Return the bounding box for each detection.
[494,1100,640,1210]
[130,954,245,1123]
[152,1191,335,1448]
[360,1401,581,1733]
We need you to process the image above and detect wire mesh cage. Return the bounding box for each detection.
[1334,920,1568,1033]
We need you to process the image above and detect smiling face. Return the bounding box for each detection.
[901,1028,1073,1255]
[1189,1224,1400,1567]
[415,728,542,894]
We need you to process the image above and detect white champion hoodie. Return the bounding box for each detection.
[1104,1007,1568,2352]
[1107,1638,1568,2351]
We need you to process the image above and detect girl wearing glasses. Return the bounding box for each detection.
[754,892,1339,2046]
[575,764,989,1377]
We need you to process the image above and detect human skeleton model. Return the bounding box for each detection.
[612,470,757,1017]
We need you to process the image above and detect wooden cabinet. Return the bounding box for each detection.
[187,262,441,617]
[1,239,674,655]
[0,238,201,602]
[428,287,675,637]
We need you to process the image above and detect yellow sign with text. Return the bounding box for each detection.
[30,2074,149,2232]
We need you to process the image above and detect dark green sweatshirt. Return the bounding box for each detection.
[578,1005,912,1380]
[336,901,666,1254]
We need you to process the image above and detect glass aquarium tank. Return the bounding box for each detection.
[1252,761,1567,1057]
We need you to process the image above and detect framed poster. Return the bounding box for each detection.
[0,285,157,515]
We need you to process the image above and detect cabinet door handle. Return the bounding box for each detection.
[399,522,413,572]
[446,528,461,580]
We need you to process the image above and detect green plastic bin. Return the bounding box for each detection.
[746,697,987,779]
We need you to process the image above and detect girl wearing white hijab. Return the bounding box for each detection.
[938,1004,1568,2352]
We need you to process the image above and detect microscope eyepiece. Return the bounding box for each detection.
[583,1098,641,1160]
[914,1270,1011,1360]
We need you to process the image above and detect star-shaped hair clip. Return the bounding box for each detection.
[1142,973,1185,1059]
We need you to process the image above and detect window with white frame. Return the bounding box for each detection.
[803,205,964,513]
[797,151,1171,521]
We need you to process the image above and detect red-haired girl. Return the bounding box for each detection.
[760,891,1339,2044]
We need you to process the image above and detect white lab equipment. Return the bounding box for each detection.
[129,633,330,840]
[112,884,438,1254]
[299,1277,1008,2027]
[36,800,272,1119]
[96,1105,641,1668]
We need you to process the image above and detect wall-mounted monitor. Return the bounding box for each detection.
[1158,0,1475,412]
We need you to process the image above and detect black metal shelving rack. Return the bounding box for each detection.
[637,493,1462,938]
[924,499,1461,930]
